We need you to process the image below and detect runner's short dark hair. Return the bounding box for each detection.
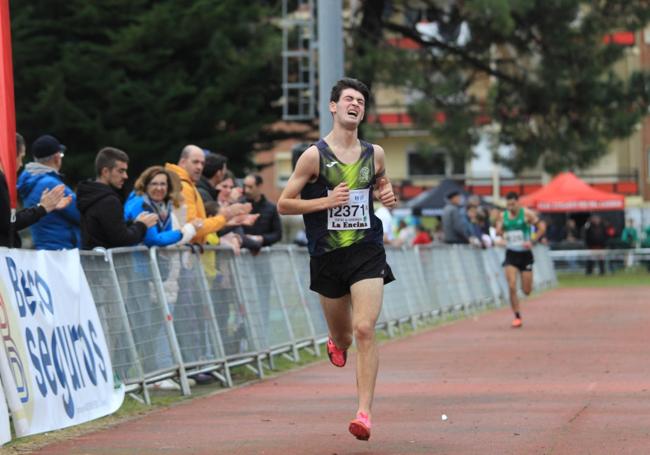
[506,191,519,200]
[330,78,370,104]
[95,147,129,177]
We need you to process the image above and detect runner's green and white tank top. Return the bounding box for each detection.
[503,208,531,252]
[301,139,384,256]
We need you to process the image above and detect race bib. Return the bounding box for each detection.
[505,230,525,247]
[327,188,371,230]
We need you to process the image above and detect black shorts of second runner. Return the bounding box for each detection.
[309,242,396,299]
[503,249,534,272]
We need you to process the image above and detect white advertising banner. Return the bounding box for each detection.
[0,380,10,444]
[0,248,124,437]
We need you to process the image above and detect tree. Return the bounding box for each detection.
[10,0,282,184]
[349,0,650,175]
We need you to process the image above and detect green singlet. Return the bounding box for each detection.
[503,208,531,252]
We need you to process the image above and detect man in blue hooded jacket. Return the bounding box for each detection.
[17,134,81,249]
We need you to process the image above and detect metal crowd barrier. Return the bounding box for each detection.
[80,244,557,403]
[548,248,650,274]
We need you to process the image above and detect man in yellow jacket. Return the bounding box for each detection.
[165,145,251,243]
[165,145,252,383]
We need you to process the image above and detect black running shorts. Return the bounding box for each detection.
[503,249,534,272]
[309,242,396,299]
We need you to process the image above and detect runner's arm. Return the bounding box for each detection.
[373,145,396,208]
[526,209,546,241]
[278,146,345,215]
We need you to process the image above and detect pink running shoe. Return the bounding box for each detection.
[327,338,347,368]
[349,411,371,441]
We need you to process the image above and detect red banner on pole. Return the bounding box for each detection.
[0,0,17,208]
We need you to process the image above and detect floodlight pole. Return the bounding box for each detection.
[317,0,344,137]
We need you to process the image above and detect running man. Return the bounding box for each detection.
[278,78,396,441]
[496,192,545,328]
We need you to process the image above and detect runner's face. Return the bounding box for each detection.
[330,88,365,127]
[506,199,519,212]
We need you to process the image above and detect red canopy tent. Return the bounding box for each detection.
[520,172,625,212]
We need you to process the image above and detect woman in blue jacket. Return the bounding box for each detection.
[124,166,199,246]
[124,166,201,373]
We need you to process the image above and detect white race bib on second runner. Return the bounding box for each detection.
[327,188,371,230]
[505,230,525,248]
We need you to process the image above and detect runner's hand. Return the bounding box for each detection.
[376,177,396,208]
[328,182,349,208]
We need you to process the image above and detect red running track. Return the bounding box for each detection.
[34,287,650,454]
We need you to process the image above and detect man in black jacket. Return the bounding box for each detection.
[1,133,70,248]
[242,173,282,346]
[242,174,282,250]
[196,152,227,204]
[76,147,157,249]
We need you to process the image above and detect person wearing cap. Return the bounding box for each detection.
[1,134,70,248]
[17,134,81,249]
[441,189,471,244]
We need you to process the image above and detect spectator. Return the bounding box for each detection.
[216,172,240,208]
[77,147,157,249]
[124,166,201,247]
[216,171,249,235]
[545,218,565,244]
[197,153,227,204]
[165,145,251,243]
[412,223,432,245]
[466,205,483,239]
[583,214,607,275]
[642,224,650,248]
[475,207,493,247]
[242,174,282,251]
[165,145,251,382]
[442,190,470,244]
[241,173,282,347]
[432,220,445,243]
[17,134,81,249]
[565,218,579,242]
[620,218,638,248]
[396,219,416,246]
[122,166,201,378]
[1,133,70,247]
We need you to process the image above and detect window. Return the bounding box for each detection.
[408,150,447,176]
